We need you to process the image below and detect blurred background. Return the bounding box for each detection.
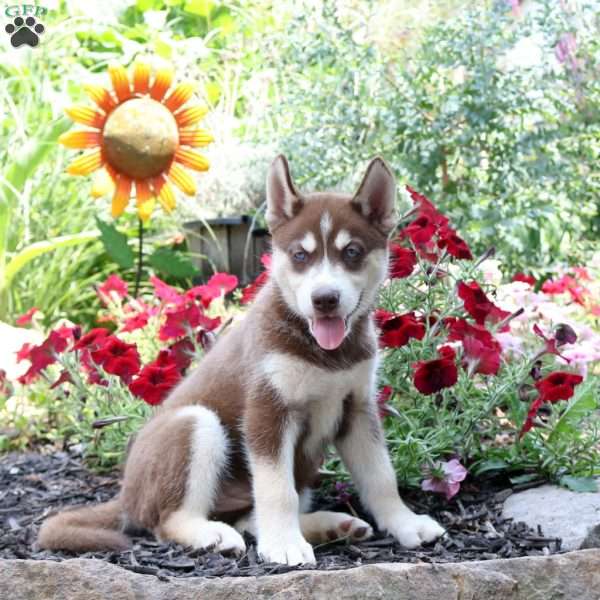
[1,0,598,327]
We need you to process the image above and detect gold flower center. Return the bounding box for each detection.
[103,98,179,180]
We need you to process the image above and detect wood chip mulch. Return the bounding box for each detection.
[0,451,562,579]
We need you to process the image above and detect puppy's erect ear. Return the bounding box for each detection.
[352,157,397,236]
[265,155,303,232]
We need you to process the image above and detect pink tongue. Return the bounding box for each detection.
[312,317,346,350]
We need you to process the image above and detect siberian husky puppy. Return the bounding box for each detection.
[38,156,444,565]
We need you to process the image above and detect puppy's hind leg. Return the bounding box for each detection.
[157,406,246,556]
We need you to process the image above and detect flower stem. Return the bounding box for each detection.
[134,218,144,297]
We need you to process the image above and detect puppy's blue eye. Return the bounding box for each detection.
[293,250,308,263]
[344,244,362,260]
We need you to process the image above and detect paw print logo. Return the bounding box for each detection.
[5,16,45,48]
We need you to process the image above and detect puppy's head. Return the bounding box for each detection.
[266,155,396,351]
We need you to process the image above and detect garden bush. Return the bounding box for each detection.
[7,186,599,496]
[265,0,600,271]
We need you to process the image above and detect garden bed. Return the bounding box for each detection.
[0,450,563,579]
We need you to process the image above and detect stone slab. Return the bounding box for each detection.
[1,549,600,600]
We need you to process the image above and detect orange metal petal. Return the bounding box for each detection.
[111,176,132,218]
[175,106,208,128]
[168,162,197,196]
[174,148,210,172]
[66,149,104,176]
[108,64,132,103]
[152,176,176,212]
[135,179,152,205]
[150,67,174,101]
[59,130,102,149]
[83,84,117,113]
[133,60,151,95]
[65,106,106,129]
[164,83,195,112]
[179,129,214,147]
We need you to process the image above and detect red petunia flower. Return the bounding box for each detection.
[535,371,583,403]
[50,370,73,389]
[188,272,239,308]
[97,275,128,304]
[150,275,186,306]
[129,363,181,405]
[90,336,140,383]
[446,317,501,375]
[376,385,393,418]
[18,326,74,384]
[401,215,438,245]
[405,186,449,228]
[166,338,195,372]
[520,371,583,436]
[533,323,576,363]
[15,342,34,363]
[457,281,511,328]
[437,227,473,260]
[16,307,39,326]
[159,301,221,341]
[413,347,458,395]
[121,312,149,333]
[73,328,111,351]
[241,255,271,305]
[375,309,426,348]
[389,244,417,278]
[512,273,536,286]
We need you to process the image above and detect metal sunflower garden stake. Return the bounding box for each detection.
[60,60,213,294]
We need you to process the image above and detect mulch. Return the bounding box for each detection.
[0,451,562,579]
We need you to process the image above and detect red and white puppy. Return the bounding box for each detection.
[38,156,444,565]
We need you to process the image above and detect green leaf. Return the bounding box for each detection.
[95,217,135,269]
[472,458,508,476]
[550,379,599,440]
[5,232,99,286]
[149,248,197,278]
[509,473,540,486]
[559,475,598,493]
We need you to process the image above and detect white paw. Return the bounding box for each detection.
[194,521,247,556]
[258,533,316,565]
[301,511,373,544]
[385,513,445,549]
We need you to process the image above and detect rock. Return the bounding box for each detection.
[502,483,600,550]
[581,524,600,549]
[1,550,600,600]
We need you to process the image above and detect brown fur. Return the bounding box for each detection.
[37,177,390,553]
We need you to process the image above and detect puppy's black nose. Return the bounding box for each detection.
[312,288,340,314]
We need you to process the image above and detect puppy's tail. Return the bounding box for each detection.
[37,498,130,552]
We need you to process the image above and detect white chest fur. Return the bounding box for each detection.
[259,353,378,456]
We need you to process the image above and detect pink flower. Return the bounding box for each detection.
[555,32,577,68]
[97,275,128,304]
[421,459,467,500]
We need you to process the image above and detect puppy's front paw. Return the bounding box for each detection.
[258,533,316,566]
[385,513,445,549]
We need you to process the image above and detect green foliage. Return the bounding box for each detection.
[266,1,600,270]
[149,247,197,278]
[96,217,135,270]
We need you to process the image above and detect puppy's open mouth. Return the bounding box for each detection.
[309,316,348,351]
[308,292,364,351]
